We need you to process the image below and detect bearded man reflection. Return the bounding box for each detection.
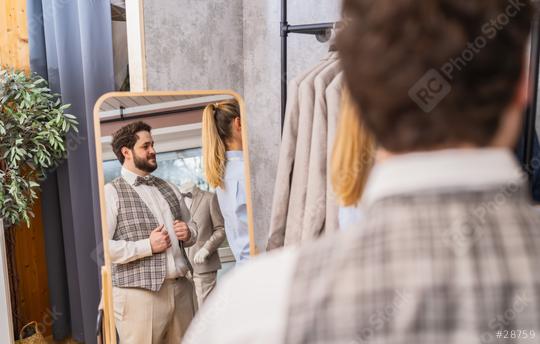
[105,121,198,343]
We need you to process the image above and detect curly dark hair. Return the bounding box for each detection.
[111,121,152,164]
[338,0,534,152]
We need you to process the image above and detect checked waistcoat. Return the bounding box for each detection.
[111,176,185,292]
[285,185,540,343]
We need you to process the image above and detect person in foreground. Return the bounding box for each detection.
[105,121,197,343]
[185,0,540,343]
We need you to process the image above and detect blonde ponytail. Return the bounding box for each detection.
[331,88,376,206]
[202,104,227,188]
[202,100,240,188]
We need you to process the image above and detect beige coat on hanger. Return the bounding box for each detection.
[284,52,339,246]
[267,52,337,250]
[302,61,342,241]
[325,72,344,234]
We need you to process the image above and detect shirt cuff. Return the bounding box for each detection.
[139,238,153,257]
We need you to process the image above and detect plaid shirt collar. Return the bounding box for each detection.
[362,148,525,206]
[121,167,152,186]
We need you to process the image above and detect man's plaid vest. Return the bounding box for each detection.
[284,186,540,343]
[110,176,184,292]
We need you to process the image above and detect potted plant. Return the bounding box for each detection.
[0,69,79,227]
[0,69,79,336]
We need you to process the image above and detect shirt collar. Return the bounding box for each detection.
[226,151,244,161]
[362,148,525,206]
[121,167,151,186]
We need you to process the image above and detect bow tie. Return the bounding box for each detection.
[134,175,157,187]
[181,192,192,199]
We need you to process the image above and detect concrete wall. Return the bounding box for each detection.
[143,0,341,251]
[144,0,244,94]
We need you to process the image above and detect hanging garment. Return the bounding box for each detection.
[186,186,226,308]
[267,52,338,250]
[301,60,342,242]
[186,187,225,274]
[325,72,344,234]
[284,52,339,246]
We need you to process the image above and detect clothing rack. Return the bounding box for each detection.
[280,1,540,185]
[280,0,339,132]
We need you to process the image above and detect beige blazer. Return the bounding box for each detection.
[187,187,226,274]
[301,61,342,242]
[267,52,337,250]
[284,52,339,246]
[325,72,344,235]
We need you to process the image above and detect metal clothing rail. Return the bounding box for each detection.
[280,0,338,133]
[99,106,206,124]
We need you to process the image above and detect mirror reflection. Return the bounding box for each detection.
[96,93,250,342]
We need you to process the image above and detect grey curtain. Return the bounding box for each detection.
[27,0,115,343]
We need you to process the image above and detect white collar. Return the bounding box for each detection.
[121,167,151,186]
[362,148,525,206]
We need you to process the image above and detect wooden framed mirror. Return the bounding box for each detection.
[92,91,255,343]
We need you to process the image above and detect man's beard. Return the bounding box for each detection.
[133,153,158,173]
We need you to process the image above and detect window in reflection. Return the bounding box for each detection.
[103,147,208,191]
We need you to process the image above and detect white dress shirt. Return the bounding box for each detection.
[185,148,526,343]
[184,195,193,210]
[105,167,197,279]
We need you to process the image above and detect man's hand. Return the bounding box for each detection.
[174,220,191,242]
[149,224,171,253]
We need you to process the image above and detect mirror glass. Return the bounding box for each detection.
[93,91,253,343]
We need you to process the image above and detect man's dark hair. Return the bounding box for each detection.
[338,0,534,152]
[111,121,152,164]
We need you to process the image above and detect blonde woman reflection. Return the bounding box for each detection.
[202,100,250,264]
[331,88,377,230]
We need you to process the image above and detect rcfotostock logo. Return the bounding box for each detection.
[409,69,451,113]
[409,0,526,113]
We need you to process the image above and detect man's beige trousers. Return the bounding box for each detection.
[113,278,195,343]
